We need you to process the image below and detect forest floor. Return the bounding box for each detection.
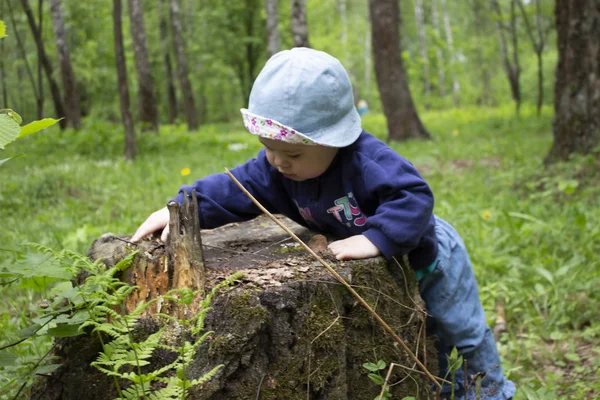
[1,104,599,399]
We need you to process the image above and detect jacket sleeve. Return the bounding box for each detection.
[360,148,434,259]
[171,150,286,229]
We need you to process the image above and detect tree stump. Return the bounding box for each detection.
[32,211,437,400]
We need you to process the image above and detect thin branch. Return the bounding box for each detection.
[225,168,442,390]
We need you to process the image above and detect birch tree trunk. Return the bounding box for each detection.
[128,0,159,132]
[49,0,81,129]
[265,0,280,57]
[431,0,446,97]
[338,0,348,65]
[414,0,430,107]
[291,0,310,48]
[368,0,431,141]
[440,0,460,107]
[20,0,66,129]
[364,21,372,104]
[491,0,521,114]
[113,0,136,160]
[170,0,198,131]
[158,0,177,124]
[0,0,6,107]
[546,0,600,162]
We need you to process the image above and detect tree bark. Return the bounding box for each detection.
[170,0,198,131]
[414,0,430,108]
[128,0,159,132]
[291,0,310,48]
[431,0,446,98]
[20,0,66,129]
[158,0,177,124]
[265,0,280,57]
[368,0,431,141]
[440,0,460,107]
[546,0,600,162]
[492,0,521,114]
[113,0,136,160]
[49,0,81,129]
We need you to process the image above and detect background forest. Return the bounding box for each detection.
[0,0,599,399]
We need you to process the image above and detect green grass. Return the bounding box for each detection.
[1,104,599,398]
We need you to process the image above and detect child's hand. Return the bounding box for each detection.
[131,207,170,243]
[328,235,381,260]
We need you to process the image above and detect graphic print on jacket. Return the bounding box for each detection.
[294,191,367,233]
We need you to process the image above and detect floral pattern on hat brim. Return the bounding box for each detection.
[240,109,317,146]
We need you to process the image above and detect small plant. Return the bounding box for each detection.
[363,360,390,400]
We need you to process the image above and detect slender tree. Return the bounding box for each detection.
[414,0,430,107]
[170,0,198,130]
[291,0,310,47]
[158,0,177,124]
[8,1,42,114]
[472,0,493,106]
[128,0,159,131]
[368,0,431,140]
[0,0,7,107]
[431,0,446,97]
[440,0,460,107]
[49,0,81,129]
[265,0,280,57]
[516,0,553,116]
[20,0,66,129]
[547,0,599,162]
[492,0,521,114]
[36,0,44,119]
[113,0,136,160]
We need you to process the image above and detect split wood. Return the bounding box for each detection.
[225,168,442,390]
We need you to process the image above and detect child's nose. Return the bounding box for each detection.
[273,154,291,168]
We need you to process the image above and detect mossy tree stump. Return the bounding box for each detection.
[33,212,437,400]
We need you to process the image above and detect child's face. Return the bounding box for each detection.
[259,138,338,181]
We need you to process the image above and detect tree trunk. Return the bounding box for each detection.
[546,0,600,162]
[37,0,44,119]
[414,0,430,108]
[491,0,521,114]
[364,22,372,104]
[32,216,437,400]
[128,0,159,132]
[170,0,198,131]
[8,1,42,113]
[20,0,66,129]
[472,0,492,106]
[265,0,280,57]
[440,0,460,107]
[368,0,431,141]
[49,0,81,129]
[290,0,310,48]
[113,0,136,160]
[158,0,177,124]
[0,1,6,108]
[338,0,348,65]
[431,0,446,98]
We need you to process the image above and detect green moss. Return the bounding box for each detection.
[272,244,305,254]
[229,292,269,324]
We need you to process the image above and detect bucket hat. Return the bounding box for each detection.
[241,48,362,147]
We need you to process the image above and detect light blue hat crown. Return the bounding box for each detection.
[241,48,362,147]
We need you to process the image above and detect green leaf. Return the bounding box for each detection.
[47,324,84,338]
[0,154,24,168]
[368,373,383,385]
[0,113,21,149]
[376,359,386,370]
[34,364,61,375]
[0,20,7,39]
[17,323,42,339]
[362,362,380,372]
[0,351,17,366]
[19,118,61,138]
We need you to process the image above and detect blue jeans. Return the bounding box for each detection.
[418,217,516,399]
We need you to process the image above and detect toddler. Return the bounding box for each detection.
[132,48,515,399]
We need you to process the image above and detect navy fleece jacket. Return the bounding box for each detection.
[173,131,438,270]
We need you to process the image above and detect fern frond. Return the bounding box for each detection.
[190,364,224,386]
